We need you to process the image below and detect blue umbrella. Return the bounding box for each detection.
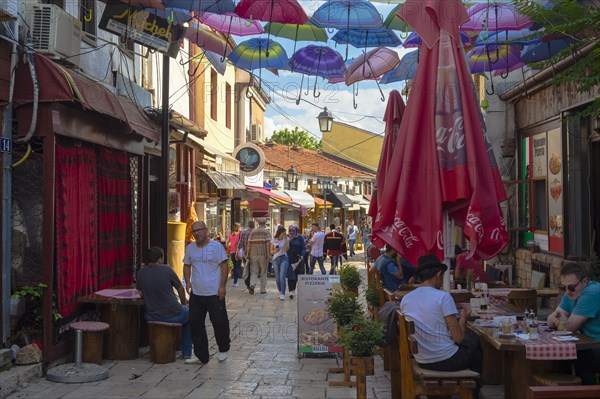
[311,0,383,59]
[332,27,401,50]
[164,0,236,13]
[521,38,574,64]
[380,51,418,84]
[288,45,346,102]
[228,38,289,83]
[203,49,227,75]
[475,28,541,47]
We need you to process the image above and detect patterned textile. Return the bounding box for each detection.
[55,141,99,316]
[247,227,271,258]
[523,337,577,360]
[97,148,133,289]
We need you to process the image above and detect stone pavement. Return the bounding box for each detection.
[7,254,393,399]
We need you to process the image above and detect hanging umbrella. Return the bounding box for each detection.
[372,0,509,265]
[475,28,541,47]
[461,3,533,32]
[467,44,522,73]
[379,50,418,84]
[228,38,289,83]
[288,45,346,103]
[368,89,405,229]
[144,7,193,25]
[332,27,402,50]
[263,22,328,54]
[384,4,410,32]
[311,0,383,60]
[199,12,264,59]
[185,22,234,58]
[521,38,574,64]
[345,47,400,107]
[403,31,471,48]
[191,48,227,76]
[164,0,236,13]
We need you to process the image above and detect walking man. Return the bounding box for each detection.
[347,221,358,258]
[183,221,230,365]
[238,220,255,290]
[324,224,344,274]
[308,223,326,274]
[246,218,272,294]
[137,247,192,359]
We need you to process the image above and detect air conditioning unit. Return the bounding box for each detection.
[250,124,261,142]
[21,2,82,67]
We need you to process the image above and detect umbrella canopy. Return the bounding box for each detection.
[144,7,192,25]
[197,49,227,75]
[380,50,418,84]
[384,4,410,32]
[332,27,402,49]
[165,0,235,13]
[228,38,289,71]
[345,47,399,85]
[475,28,540,47]
[185,23,234,57]
[403,31,471,48]
[372,0,509,264]
[264,22,328,54]
[467,44,522,73]
[289,45,346,102]
[234,0,308,25]
[199,12,264,37]
[368,89,406,224]
[521,38,574,64]
[462,3,533,32]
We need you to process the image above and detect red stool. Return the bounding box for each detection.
[70,321,110,365]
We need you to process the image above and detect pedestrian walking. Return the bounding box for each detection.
[238,220,255,290]
[271,225,290,301]
[286,224,306,299]
[226,223,242,287]
[308,223,326,274]
[246,218,272,295]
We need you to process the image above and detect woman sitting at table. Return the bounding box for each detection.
[547,262,600,385]
[454,246,489,283]
[400,254,482,398]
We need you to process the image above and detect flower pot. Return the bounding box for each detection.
[10,296,26,317]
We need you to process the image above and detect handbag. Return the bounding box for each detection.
[236,246,244,258]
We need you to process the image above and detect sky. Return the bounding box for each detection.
[256,1,415,141]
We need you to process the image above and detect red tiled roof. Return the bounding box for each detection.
[258,142,375,179]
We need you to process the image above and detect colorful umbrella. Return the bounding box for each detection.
[185,22,234,58]
[461,3,533,32]
[288,45,346,102]
[475,28,541,47]
[164,0,235,13]
[191,48,227,76]
[403,31,471,48]
[345,47,399,107]
[199,12,264,59]
[263,22,328,54]
[521,38,574,64]
[384,4,410,32]
[467,44,522,74]
[311,0,383,59]
[380,50,418,84]
[332,27,402,50]
[368,90,405,230]
[144,7,193,25]
[372,0,509,265]
[228,38,289,82]
[234,0,308,25]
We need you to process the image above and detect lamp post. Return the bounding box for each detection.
[317,107,334,133]
[317,179,332,231]
[286,166,298,190]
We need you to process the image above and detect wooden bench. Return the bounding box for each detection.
[527,385,600,398]
[532,373,582,386]
[70,321,110,365]
[396,310,479,399]
[147,321,182,364]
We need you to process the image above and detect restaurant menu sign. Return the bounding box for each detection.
[100,0,185,58]
[547,128,563,254]
[297,275,343,354]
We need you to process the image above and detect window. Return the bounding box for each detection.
[211,69,217,121]
[225,82,231,129]
[80,0,96,44]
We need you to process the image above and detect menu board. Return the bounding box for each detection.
[547,128,563,253]
[297,275,343,354]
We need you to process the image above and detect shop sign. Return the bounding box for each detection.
[99,0,185,58]
[232,142,265,177]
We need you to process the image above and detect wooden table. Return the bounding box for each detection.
[80,291,144,360]
[392,288,560,303]
[468,322,600,399]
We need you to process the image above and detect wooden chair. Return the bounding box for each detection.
[396,310,479,399]
[532,373,582,386]
[507,289,537,313]
[527,386,600,398]
[70,321,110,365]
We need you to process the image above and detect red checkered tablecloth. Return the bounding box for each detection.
[523,337,577,360]
[489,296,507,305]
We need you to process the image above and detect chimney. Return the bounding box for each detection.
[291,144,301,151]
[265,139,276,148]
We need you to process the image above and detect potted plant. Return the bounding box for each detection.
[325,289,362,328]
[10,283,62,346]
[365,281,381,320]
[338,264,361,294]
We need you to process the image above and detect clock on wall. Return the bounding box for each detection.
[232,142,265,177]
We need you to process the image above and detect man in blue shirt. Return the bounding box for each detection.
[370,245,405,292]
[547,262,600,385]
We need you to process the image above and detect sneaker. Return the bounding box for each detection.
[289,290,295,299]
[279,294,285,301]
[249,285,255,295]
[259,291,267,294]
[185,355,205,365]
[234,283,239,288]
[217,351,228,362]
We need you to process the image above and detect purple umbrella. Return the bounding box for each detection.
[462,3,533,32]
[289,45,346,103]
[467,44,522,73]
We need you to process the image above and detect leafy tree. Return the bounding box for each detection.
[271,127,322,151]
[514,0,600,118]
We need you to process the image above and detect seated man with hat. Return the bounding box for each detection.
[400,254,482,396]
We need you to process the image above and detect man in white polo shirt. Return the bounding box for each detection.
[183,221,230,365]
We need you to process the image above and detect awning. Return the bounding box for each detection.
[346,193,370,211]
[245,186,302,209]
[318,187,353,209]
[14,53,159,142]
[205,170,245,190]
[313,197,332,209]
[275,190,315,209]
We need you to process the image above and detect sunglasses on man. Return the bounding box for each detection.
[557,277,585,292]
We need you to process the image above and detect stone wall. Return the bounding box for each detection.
[515,249,566,309]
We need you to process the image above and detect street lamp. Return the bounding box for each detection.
[317,107,334,133]
[317,179,333,230]
[286,166,298,190]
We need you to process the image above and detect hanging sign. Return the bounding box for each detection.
[232,142,265,177]
[99,0,185,58]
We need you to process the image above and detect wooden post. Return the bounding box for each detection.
[351,356,374,399]
[329,345,356,387]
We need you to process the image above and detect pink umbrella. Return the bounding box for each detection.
[345,47,399,107]
[199,12,264,59]
[368,90,405,243]
[461,3,533,32]
[372,0,509,265]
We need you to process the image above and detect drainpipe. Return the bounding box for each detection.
[2,17,19,344]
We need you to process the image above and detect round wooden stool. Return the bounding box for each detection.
[532,373,582,386]
[147,321,182,364]
[70,321,110,365]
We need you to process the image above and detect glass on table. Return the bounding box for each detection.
[557,316,568,331]
[501,319,512,335]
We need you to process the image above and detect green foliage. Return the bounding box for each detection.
[365,281,381,308]
[514,0,600,118]
[325,289,362,327]
[271,127,322,151]
[338,264,362,290]
[12,283,62,321]
[340,316,385,357]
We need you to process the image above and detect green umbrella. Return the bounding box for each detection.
[384,4,411,34]
[264,22,328,53]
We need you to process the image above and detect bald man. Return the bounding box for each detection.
[183,221,231,365]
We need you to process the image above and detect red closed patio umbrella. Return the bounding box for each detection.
[371,0,509,265]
